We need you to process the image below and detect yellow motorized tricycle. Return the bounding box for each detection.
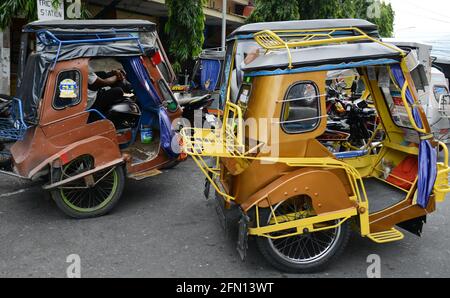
[181,19,450,272]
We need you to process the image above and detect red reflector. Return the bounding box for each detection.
[60,153,69,165]
[151,51,162,65]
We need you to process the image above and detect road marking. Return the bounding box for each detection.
[0,188,31,198]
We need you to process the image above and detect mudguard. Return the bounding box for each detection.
[242,168,356,214]
[27,135,122,179]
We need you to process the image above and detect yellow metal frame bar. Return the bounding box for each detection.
[434,141,450,200]
[400,80,427,134]
[253,27,405,68]
[248,208,357,239]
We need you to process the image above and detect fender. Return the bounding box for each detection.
[241,168,356,214]
[27,135,122,179]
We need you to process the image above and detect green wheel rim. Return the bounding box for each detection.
[59,157,119,213]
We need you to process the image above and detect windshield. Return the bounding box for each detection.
[222,40,263,103]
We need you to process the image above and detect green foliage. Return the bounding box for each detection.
[0,0,89,30]
[246,0,300,23]
[0,0,38,29]
[165,0,207,73]
[248,0,395,37]
[367,1,395,38]
[299,0,354,19]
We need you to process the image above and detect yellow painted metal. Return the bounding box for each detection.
[434,141,450,202]
[253,27,405,69]
[180,102,372,235]
[367,228,404,243]
[400,81,427,134]
[248,208,357,239]
[181,117,374,234]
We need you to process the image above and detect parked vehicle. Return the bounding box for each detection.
[0,20,185,218]
[172,48,225,125]
[181,19,450,272]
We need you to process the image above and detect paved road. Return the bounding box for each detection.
[0,158,449,278]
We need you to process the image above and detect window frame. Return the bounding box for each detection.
[433,85,450,102]
[280,80,322,135]
[52,69,82,111]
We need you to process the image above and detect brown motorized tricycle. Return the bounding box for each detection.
[181,19,450,272]
[0,20,185,218]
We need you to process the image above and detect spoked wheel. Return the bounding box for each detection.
[51,156,125,219]
[256,196,351,273]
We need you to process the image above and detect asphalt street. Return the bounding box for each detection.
[0,158,449,278]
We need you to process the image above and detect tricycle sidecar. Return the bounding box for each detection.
[0,20,185,218]
[181,19,450,272]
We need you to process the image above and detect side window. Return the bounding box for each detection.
[53,70,81,109]
[281,82,320,133]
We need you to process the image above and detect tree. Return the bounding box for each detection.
[0,0,44,29]
[0,0,89,30]
[363,1,395,38]
[246,0,300,23]
[299,0,394,37]
[165,0,207,74]
[248,0,395,37]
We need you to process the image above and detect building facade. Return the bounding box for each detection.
[1,0,252,95]
[87,0,252,48]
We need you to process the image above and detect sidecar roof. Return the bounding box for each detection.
[23,19,156,33]
[242,42,404,75]
[229,19,379,39]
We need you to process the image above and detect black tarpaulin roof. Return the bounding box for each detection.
[23,19,156,32]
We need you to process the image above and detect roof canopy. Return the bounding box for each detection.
[229,19,379,39]
[23,19,156,33]
[242,43,403,73]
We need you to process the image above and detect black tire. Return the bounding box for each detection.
[0,149,11,170]
[255,200,351,273]
[51,156,125,219]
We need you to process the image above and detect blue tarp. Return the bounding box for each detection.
[391,64,437,208]
[246,59,399,77]
[121,57,179,158]
[200,59,221,91]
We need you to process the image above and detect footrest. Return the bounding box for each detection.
[367,228,404,243]
[128,169,162,180]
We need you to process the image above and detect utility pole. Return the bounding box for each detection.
[221,0,227,51]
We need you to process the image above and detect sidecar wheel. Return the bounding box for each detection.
[255,198,351,273]
[51,156,125,219]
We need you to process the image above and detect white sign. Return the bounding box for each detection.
[37,0,64,21]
